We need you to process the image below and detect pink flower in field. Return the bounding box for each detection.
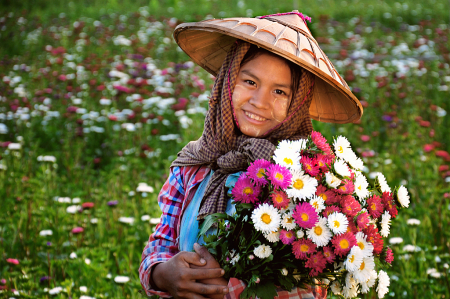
[305,252,327,276]
[6,258,19,265]
[279,230,295,245]
[311,131,332,155]
[246,159,271,186]
[71,227,84,234]
[423,144,434,152]
[267,164,292,189]
[113,85,131,93]
[293,202,318,229]
[82,202,95,209]
[231,173,261,204]
[292,239,316,260]
[360,135,370,142]
[385,248,394,264]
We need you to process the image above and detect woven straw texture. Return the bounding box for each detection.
[174,13,363,124]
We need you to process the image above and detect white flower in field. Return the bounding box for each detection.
[99,98,111,105]
[90,218,98,224]
[330,280,342,295]
[397,186,410,208]
[334,158,351,177]
[80,296,96,299]
[296,230,304,239]
[0,123,8,134]
[39,230,53,236]
[49,286,63,295]
[150,218,161,225]
[57,197,71,203]
[69,252,77,259]
[114,275,130,284]
[119,217,135,225]
[347,153,364,171]
[0,164,7,171]
[264,231,280,243]
[72,197,81,204]
[281,212,296,230]
[344,246,363,272]
[380,211,391,237]
[354,174,370,200]
[353,256,375,284]
[327,212,348,235]
[307,217,332,247]
[253,244,272,259]
[334,136,353,160]
[403,245,421,252]
[389,237,403,245]
[37,155,57,163]
[376,173,391,193]
[273,147,301,171]
[113,35,132,46]
[8,143,21,150]
[141,215,150,221]
[85,258,91,265]
[325,172,341,189]
[136,183,154,193]
[309,195,325,213]
[66,205,81,214]
[360,269,377,294]
[80,286,87,293]
[377,270,390,298]
[406,218,420,226]
[106,273,112,279]
[287,170,318,200]
[427,268,441,278]
[252,203,280,233]
[355,232,374,257]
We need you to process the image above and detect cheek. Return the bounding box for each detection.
[272,98,290,121]
[232,85,247,108]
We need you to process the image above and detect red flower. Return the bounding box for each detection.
[423,144,434,152]
[316,154,331,172]
[82,202,95,209]
[360,135,370,142]
[385,248,394,264]
[341,195,361,218]
[322,205,341,218]
[6,258,19,265]
[364,225,384,255]
[436,150,450,161]
[439,165,449,172]
[322,246,336,263]
[305,252,327,276]
[71,227,84,234]
[331,232,357,257]
[356,211,370,230]
[381,192,398,218]
[301,156,320,177]
[367,195,384,219]
[316,184,338,205]
[292,239,316,260]
[336,180,355,195]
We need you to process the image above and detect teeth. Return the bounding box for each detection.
[245,111,266,121]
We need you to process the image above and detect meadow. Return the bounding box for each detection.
[0,0,450,298]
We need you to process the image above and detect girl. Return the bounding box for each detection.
[139,11,362,299]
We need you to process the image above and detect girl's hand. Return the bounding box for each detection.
[191,243,229,299]
[152,246,229,299]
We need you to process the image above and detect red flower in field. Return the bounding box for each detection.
[113,85,131,93]
[171,98,188,111]
[367,195,384,219]
[108,115,118,121]
[305,252,327,276]
[311,131,332,155]
[346,216,358,234]
[381,192,398,218]
[419,120,430,127]
[82,202,94,209]
[385,248,394,264]
[331,232,356,257]
[6,258,19,265]
[71,227,84,234]
[360,135,370,142]
[356,211,370,230]
[440,165,450,172]
[436,150,450,161]
[423,144,434,152]
[364,225,384,254]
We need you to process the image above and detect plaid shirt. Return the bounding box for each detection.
[139,166,327,299]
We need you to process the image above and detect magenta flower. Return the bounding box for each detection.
[292,239,316,260]
[322,246,336,263]
[270,190,290,209]
[305,252,327,276]
[336,179,355,195]
[331,232,357,257]
[322,205,341,218]
[316,154,331,171]
[279,229,295,245]
[292,202,318,229]
[231,173,261,204]
[341,195,361,218]
[311,131,332,155]
[267,164,292,189]
[6,258,19,265]
[367,195,384,219]
[356,211,370,230]
[385,248,394,264]
[246,159,271,186]
[71,227,84,234]
[301,156,320,177]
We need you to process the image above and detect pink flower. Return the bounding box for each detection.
[82,202,95,209]
[293,202,319,229]
[267,164,292,190]
[331,232,357,257]
[341,195,361,218]
[246,159,271,186]
[231,173,261,204]
[301,156,320,177]
[364,225,384,255]
[385,248,394,264]
[279,230,296,245]
[322,205,341,218]
[270,190,290,209]
[335,179,354,195]
[71,227,84,234]
[382,192,398,219]
[322,246,335,263]
[316,184,338,205]
[360,135,370,142]
[356,211,370,230]
[305,252,327,276]
[6,258,19,265]
[292,239,316,260]
[311,131,332,155]
[316,154,331,172]
[367,195,384,219]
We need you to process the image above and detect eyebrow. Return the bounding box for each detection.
[240,69,291,89]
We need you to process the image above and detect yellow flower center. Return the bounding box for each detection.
[349,254,355,263]
[330,176,339,184]
[275,173,284,181]
[312,201,319,209]
[275,195,283,203]
[358,241,365,250]
[261,213,271,224]
[283,157,293,165]
[301,213,309,222]
[293,179,304,190]
[339,239,349,249]
[300,244,309,252]
[286,232,293,238]
[286,217,293,224]
[333,220,340,228]
[324,251,330,258]
[319,161,324,167]
[257,168,265,178]
[371,203,377,211]
[307,164,312,170]
[340,186,347,192]
[319,193,327,201]
[360,261,365,270]
[338,146,344,154]
[243,187,253,195]
[314,226,323,236]
[357,185,362,191]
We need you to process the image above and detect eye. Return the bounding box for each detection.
[275,89,287,96]
[244,80,256,86]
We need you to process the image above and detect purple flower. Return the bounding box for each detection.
[40,276,51,283]
[107,200,118,206]
[382,115,392,122]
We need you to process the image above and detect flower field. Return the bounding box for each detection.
[1,0,450,298]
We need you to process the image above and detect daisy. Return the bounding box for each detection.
[353,256,375,284]
[322,205,341,218]
[307,217,332,247]
[273,147,301,171]
[354,174,370,200]
[231,173,261,203]
[327,212,349,235]
[367,195,384,219]
[301,156,320,177]
[281,212,297,230]
[305,252,327,276]
[277,139,296,151]
[267,164,292,190]
[253,244,272,259]
[280,229,296,245]
[322,246,336,263]
[287,170,318,200]
[331,232,357,257]
[360,270,377,294]
[293,202,319,229]
[251,203,281,233]
[330,281,342,295]
[246,159,271,186]
[325,172,341,189]
[309,195,325,212]
[376,172,391,193]
[356,211,370,230]
[355,232,374,258]
[271,190,290,210]
[347,152,364,171]
[363,225,384,255]
[377,270,390,298]
[264,231,280,243]
[292,238,316,259]
[382,192,398,218]
[342,285,358,299]
[311,131,332,155]
[334,158,351,177]
[344,246,363,272]
[291,139,307,151]
[380,211,391,237]
[396,185,410,208]
[333,136,353,158]
[345,272,357,289]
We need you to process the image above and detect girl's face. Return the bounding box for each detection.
[232,53,293,137]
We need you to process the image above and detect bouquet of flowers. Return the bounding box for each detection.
[199,131,410,299]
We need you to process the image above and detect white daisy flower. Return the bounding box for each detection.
[344,246,363,272]
[327,212,349,235]
[330,281,342,295]
[273,147,301,171]
[353,256,376,284]
[342,285,358,299]
[253,244,272,259]
[325,172,342,189]
[307,217,332,247]
[345,272,357,289]
[290,139,307,151]
[309,195,325,212]
[355,232,374,257]
[376,173,391,193]
[380,211,391,237]
[347,152,364,171]
[286,170,318,200]
[360,269,377,294]
[251,203,281,233]
[334,136,353,160]
[230,252,240,265]
[277,140,296,152]
[354,174,370,200]
[377,270,390,298]
[388,237,403,245]
[264,231,280,243]
[406,218,421,226]
[334,158,351,177]
[281,212,297,230]
[397,185,410,208]
[296,229,305,239]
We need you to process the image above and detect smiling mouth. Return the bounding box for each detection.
[244,111,267,122]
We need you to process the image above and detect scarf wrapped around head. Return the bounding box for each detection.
[171,41,315,219]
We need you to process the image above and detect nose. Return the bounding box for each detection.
[248,88,271,110]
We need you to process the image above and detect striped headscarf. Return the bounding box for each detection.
[171,41,315,219]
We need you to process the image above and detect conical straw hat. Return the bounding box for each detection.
[174,11,363,124]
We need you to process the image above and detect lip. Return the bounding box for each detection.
[242,110,269,124]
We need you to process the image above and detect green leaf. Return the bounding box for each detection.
[197,213,227,239]
[240,283,278,299]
